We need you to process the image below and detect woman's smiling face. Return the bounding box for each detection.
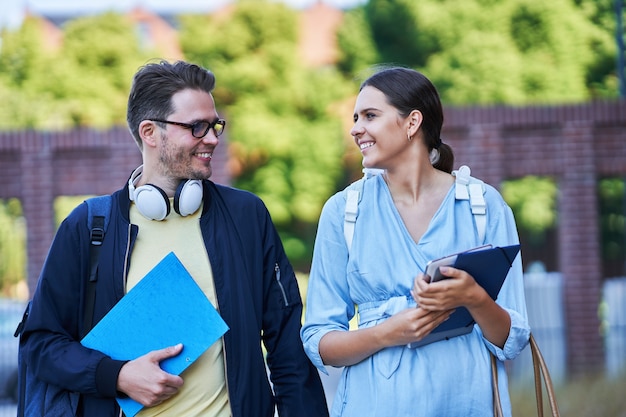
[351,86,409,170]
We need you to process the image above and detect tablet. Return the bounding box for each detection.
[409,243,521,348]
[425,244,492,282]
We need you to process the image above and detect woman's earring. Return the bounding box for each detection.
[429,148,440,164]
[407,131,413,142]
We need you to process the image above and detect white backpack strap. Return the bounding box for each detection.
[469,182,486,241]
[344,188,360,252]
[453,165,487,242]
[454,165,471,200]
[344,168,384,253]
[346,166,486,249]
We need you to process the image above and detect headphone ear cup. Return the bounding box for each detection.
[174,180,203,216]
[133,184,171,221]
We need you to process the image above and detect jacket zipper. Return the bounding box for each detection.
[123,224,133,292]
[275,263,289,307]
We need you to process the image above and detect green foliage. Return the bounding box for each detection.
[0,196,89,296]
[180,1,297,67]
[344,0,618,105]
[598,178,625,262]
[507,1,595,102]
[0,199,26,297]
[54,196,90,228]
[573,0,620,99]
[0,17,57,128]
[180,2,350,268]
[56,13,147,127]
[426,32,526,104]
[0,17,46,88]
[364,0,437,68]
[0,82,41,129]
[336,8,379,75]
[501,176,557,237]
[0,12,153,130]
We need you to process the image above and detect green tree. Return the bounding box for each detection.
[501,176,557,242]
[339,0,618,105]
[0,16,57,128]
[422,0,612,104]
[52,12,147,128]
[507,1,600,102]
[336,7,379,75]
[0,17,46,88]
[180,1,351,268]
[364,0,438,68]
[0,12,153,130]
[572,0,620,98]
[425,31,525,104]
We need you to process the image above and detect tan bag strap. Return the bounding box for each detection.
[491,353,504,417]
[529,334,561,416]
[491,333,560,417]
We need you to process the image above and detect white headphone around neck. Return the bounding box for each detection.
[127,166,203,221]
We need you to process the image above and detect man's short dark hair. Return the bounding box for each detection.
[127,60,216,149]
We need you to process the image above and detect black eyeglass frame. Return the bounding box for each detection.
[148,118,226,138]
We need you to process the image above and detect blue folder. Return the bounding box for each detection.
[81,252,229,417]
[409,244,520,348]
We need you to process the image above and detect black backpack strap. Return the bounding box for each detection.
[82,196,111,338]
[83,215,104,339]
[15,301,31,417]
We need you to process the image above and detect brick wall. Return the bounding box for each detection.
[441,101,626,375]
[0,125,231,296]
[1,100,625,376]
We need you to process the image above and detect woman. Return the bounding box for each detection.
[301,67,530,416]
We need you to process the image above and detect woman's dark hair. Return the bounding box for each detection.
[126,60,216,149]
[360,67,454,173]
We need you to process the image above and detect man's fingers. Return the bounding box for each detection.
[149,343,183,362]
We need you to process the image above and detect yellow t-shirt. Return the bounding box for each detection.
[126,200,230,416]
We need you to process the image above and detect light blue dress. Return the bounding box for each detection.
[301,174,530,417]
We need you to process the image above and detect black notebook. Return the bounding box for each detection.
[408,244,521,348]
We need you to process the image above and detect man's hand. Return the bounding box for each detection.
[117,343,185,407]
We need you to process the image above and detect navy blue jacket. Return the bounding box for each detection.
[21,180,328,417]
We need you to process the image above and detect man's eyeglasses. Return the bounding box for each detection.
[149,118,226,138]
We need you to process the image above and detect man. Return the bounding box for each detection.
[20,60,328,417]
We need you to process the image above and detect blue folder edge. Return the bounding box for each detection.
[81,252,229,417]
[409,244,520,348]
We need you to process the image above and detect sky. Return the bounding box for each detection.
[1,0,366,30]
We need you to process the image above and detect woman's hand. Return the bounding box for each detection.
[319,306,453,367]
[381,306,454,347]
[412,267,486,312]
[412,268,511,348]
